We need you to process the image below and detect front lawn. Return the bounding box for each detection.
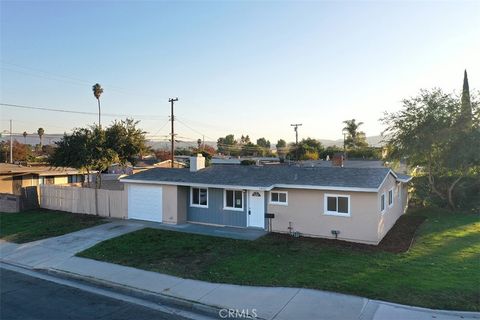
[0,210,106,243]
[78,208,480,311]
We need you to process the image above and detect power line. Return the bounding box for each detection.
[0,103,168,120]
[1,60,170,99]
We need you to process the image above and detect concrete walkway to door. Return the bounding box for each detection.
[130,219,268,240]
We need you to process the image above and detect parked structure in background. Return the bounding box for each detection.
[121,154,411,245]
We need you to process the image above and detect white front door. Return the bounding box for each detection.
[128,185,163,222]
[248,191,265,228]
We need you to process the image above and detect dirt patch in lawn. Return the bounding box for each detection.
[267,214,426,253]
[378,214,427,253]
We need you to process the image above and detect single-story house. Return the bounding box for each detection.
[109,159,186,175]
[0,163,85,195]
[121,155,411,245]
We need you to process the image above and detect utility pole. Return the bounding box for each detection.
[290,123,302,161]
[9,119,13,163]
[169,97,178,168]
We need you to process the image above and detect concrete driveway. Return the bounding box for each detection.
[0,221,144,269]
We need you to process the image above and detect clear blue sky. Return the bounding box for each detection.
[1,1,479,144]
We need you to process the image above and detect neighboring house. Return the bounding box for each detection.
[0,163,85,195]
[108,159,186,175]
[121,155,411,245]
[211,157,281,165]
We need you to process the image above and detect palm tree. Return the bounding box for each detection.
[23,131,28,144]
[342,119,366,149]
[37,128,44,147]
[92,83,104,127]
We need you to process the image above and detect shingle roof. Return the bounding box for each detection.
[122,165,401,190]
[0,163,80,176]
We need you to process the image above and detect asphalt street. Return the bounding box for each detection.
[0,268,188,320]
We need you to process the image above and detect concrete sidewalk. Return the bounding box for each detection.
[1,223,479,320]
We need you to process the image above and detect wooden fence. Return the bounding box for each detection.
[40,185,127,219]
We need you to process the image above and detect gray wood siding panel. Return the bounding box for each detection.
[187,187,247,227]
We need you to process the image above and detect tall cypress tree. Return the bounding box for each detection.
[460,69,473,129]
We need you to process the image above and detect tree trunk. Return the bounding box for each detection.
[447,176,462,210]
[427,158,445,200]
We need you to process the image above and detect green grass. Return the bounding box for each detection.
[78,208,480,311]
[0,209,106,243]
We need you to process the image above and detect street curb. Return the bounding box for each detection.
[44,268,229,319]
[45,266,480,320]
[0,260,223,320]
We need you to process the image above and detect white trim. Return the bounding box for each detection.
[269,191,288,206]
[122,174,403,193]
[268,184,378,193]
[380,192,386,214]
[388,188,394,207]
[122,179,267,191]
[190,187,208,208]
[223,189,244,211]
[323,194,351,217]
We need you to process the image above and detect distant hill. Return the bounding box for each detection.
[2,134,385,149]
[0,133,64,145]
[319,135,385,147]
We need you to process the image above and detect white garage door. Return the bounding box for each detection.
[128,185,163,222]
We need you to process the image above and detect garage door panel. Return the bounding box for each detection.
[128,185,163,222]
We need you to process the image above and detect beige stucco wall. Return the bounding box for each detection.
[54,176,68,185]
[177,186,188,224]
[377,174,409,241]
[21,174,39,188]
[0,176,13,194]
[162,185,179,224]
[267,188,380,244]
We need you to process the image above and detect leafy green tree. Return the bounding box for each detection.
[50,125,118,186]
[276,139,287,159]
[50,124,120,215]
[105,118,149,166]
[382,87,479,209]
[239,135,251,145]
[458,70,473,129]
[287,138,323,160]
[240,142,263,157]
[256,137,270,149]
[342,119,368,149]
[217,134,238,155]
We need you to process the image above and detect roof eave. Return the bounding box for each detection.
[121,179,379,193]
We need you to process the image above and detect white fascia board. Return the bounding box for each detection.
[120,179,268,191]
[269,184,378,193]
[121,179,379,192]
[387,169,413,183]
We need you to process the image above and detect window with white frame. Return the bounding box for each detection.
[380,193,386,213]
[388,188,394,207]
[324,194,350,216]
[191,187,208,207]
[224,190,243,210]
[270,191,288,205]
